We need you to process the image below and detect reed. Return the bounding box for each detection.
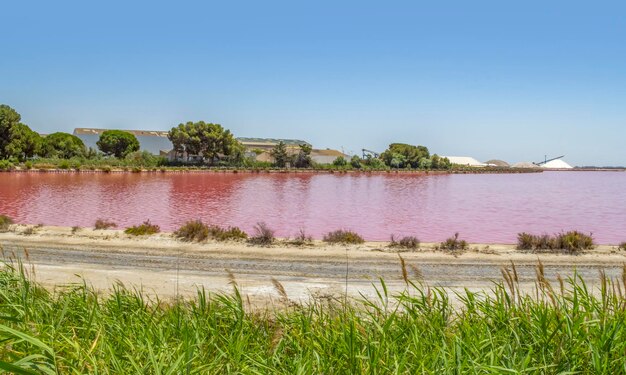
[1,262,626,373]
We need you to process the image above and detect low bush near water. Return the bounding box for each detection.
[248,222,275,245]
[1,263,626,373]
[323,229,365,244]
[390,235,420,250]
[174,221,247,242]
[124,220,160,236]
[94,219,117,230]
[517,231,594,253]
[175,220,210,242]
[289,229,314,246]
[620,242,626,251]
[0,215,14,231]
[439,232,468,251]
[209,225,248,241]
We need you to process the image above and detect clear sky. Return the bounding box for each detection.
[2,1,625,166]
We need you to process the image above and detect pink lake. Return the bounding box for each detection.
[0,171,624,244]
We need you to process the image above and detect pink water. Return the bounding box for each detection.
[0,171,624,244]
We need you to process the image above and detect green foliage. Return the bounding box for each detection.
[4,123,42,161]
[168,121,243,164]
[294,144,312,168]
[323,229,365,244]
[125,150,164,168]
[40,132,86,159]
[2,263,626,373]
[97,130,140,158]
[350,155,362,169]
[94,219,117,230]
[174,220,210,242]
[390,235,420,250]
[58,160,70,170]
[0,104,22,159]
[439,233,468,251]
[0,160,14,171]
[124,220,160,236]
[517,231,594,253]
[270,141,290,168]
[0,215,13,231]
[248,222,275,245]
[332,156,347,167]
[24,161,33,170]
[381,143,430,169]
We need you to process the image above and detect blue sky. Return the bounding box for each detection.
[1,1,625,166]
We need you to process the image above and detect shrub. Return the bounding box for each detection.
[248,222,275,245]
[58,160,70,170]
[517,231,594,253]
[174,220,209,242]
[0,215,14,231]
[290,229,314,246]
[24,161,33,170]
[0,160,15,171]
[390,235,420,250]
[101,166,112,173]
[439,233,468,251]
[94,219,117,230]
[619,242,626,251]
[23,226,36,236]
[209,225,248,241]
[323,229,364,244]
[125,220,160,236]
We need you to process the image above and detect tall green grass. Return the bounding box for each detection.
[1,261,626,373]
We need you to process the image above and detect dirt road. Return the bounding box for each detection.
[1,226,625,303]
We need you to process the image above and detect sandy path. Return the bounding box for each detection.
[1,225,625,303]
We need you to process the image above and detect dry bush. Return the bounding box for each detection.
[94,219,117,230]
[0,215,14,232]
[390,235,420,250]
[323,230,364,244]
[248,222,275,245]
[439,233,468,251]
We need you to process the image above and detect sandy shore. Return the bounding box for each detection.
[1,225,625,305]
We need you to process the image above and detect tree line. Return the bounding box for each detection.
[1,104,451,170]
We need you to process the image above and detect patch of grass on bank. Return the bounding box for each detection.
[323,229,364,244]
[94,219,117,230]
[389,235,420,250]
[1,263,626,373]
[0,215,13,231]
[517,231,594,253]
[439,232,468,251]
[124,220,160,236]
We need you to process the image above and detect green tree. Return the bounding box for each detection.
[0,105,24,159]
[168,121,242,164]
[97,130,140,158]
[294,144,312,168]
[380,143,430,168]
[270,141,290,167]
[4,123,42,161]
[350,155,362,169]
[332,156,347,167]
[41,132,86,159]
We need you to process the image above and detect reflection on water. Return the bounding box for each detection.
[0,171,624,244]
